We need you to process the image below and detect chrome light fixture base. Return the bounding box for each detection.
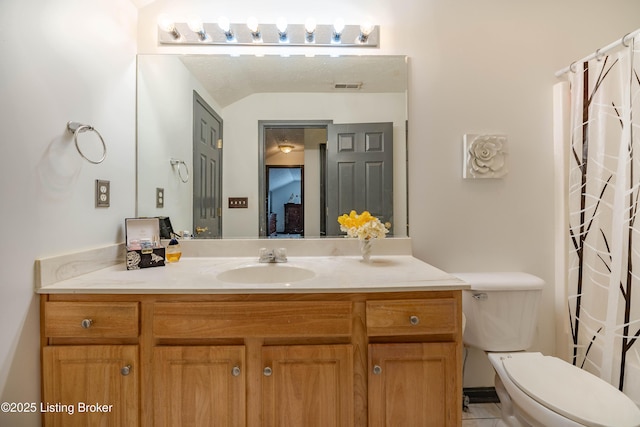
[158,22,378,47]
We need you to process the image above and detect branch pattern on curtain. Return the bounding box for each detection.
[568,36,640,403]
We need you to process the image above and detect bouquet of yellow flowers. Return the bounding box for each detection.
[337,210,389,240]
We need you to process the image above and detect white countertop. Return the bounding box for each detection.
[36,255,468,294]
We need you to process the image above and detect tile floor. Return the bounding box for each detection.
[462,402,502,426]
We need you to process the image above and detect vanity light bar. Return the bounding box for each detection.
[158,21,379,47]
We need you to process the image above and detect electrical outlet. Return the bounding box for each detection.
[156,188,164,208]
[96,180,110,208]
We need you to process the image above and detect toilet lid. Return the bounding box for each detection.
[502,354,640,427]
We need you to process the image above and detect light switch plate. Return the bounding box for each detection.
[229,197,248,208]
[96,180,110,208]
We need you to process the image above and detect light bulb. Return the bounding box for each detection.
[187,16,206,40]
[332,18,345,43]
[247,16,259,33]
[218,16,231,33]
[304,18,316,34]
[158,14,180,39]
[276,17,288,43]
[360,21,374,37]
[359,21,374,43]
[276,17,288,34]
[158,14,176,32]
[247,16,261,42]
[217,16,235,42]
[279,145,294,154]
[187,16,203,33]
[304,17,316,43]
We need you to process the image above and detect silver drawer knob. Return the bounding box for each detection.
[81,318,94,329]
[120,365,131,376]
[373,365,382,375]
[263,367,272,377]
[409,315,420,325]
[231,366,241,377]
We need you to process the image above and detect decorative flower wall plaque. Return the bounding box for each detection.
[463,134,508,179]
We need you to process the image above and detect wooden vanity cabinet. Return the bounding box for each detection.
[151,300,354,427]
[153,345,246,427]
[368,343,458,426]
[366,299,460,427]
[262,344,354,427]
[41,291,462,427]
[41,301,140,427]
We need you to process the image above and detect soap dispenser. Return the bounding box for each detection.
[166,237,182,262]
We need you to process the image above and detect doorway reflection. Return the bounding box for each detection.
[263,125,328,238]
[266,166,304,237]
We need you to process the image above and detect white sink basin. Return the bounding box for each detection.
[216,264,315,284]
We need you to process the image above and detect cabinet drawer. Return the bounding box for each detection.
[44,302,139,338]
[366,299,457,337]
[154,301,352,339]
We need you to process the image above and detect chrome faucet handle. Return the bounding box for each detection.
[259,248,273,262]
[275,248,287,262]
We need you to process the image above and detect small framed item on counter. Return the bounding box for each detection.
[125,217,165,270]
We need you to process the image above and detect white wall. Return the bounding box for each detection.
[2,3,640,425]
[0,1,137,426]
[136,0,640,387]
[303,128,326,237]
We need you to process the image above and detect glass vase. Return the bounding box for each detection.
[359,238,372,263]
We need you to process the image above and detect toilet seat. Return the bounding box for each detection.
[501,353,640,427]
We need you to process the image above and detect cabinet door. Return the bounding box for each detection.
[262,345,353,427]
[42,345,138,427]
[153,346,245,427]
[368,343,459,427]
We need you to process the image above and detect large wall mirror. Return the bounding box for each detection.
[137,54,408,239]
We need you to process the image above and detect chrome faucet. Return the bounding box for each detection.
[259,248,287,263]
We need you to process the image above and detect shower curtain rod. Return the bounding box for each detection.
[555,28,640,77]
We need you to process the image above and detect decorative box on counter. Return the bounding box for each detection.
[125,218,165,270]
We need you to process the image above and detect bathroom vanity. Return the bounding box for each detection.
[36,239,468,427]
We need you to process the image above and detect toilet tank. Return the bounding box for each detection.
[454,272,545,352]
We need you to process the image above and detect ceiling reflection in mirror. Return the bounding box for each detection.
[137,54,408,239]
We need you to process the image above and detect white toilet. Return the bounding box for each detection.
[455,272,640,427]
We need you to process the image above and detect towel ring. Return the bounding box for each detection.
[170,158,189,183]
[67,121,107,164]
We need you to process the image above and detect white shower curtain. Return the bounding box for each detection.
[561,34,640,404]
